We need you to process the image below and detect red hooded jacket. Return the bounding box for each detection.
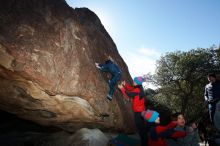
[120,82,145,112]
[148,121,186,146]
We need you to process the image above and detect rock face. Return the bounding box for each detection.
[0,0,135,132]
[0,128,110,146]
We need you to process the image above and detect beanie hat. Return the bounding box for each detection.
[141,110,159,122]
[133,76,144,85]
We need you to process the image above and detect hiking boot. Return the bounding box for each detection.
[107,94,113,101]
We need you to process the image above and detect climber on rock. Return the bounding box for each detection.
[95,57,121,101]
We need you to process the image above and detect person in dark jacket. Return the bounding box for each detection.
[95,58,121,101]
[142,110,186,146]
[204,73,220,124]
[118,76,148,146]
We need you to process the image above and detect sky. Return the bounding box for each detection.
[66,0,220,81]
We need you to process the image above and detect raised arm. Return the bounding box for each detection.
[155,123,186,139]
[97,63,109,72]
[118,81,139,100]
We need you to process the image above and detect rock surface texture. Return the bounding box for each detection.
[0,0,135,132]
[1,127,110,146]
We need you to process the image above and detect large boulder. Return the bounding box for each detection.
[0,128,109,146]
[0,0,135,132]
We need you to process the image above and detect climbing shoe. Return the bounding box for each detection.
[107,94,113,101]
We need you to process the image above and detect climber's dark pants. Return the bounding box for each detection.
[108,73,121,97]
[134,112,149,146]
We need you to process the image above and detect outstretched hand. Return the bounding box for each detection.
[118,81,126,89]
[191,122,198,129]
[118,84,123,89]
[121,81,126,86]
[95,63,101,69]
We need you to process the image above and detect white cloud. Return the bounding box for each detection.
[120,47,161,89]
[121,47,161,77]
[138,47,161,58]
[124,52,155,76]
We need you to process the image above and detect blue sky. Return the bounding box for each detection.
[66,0,220,80]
